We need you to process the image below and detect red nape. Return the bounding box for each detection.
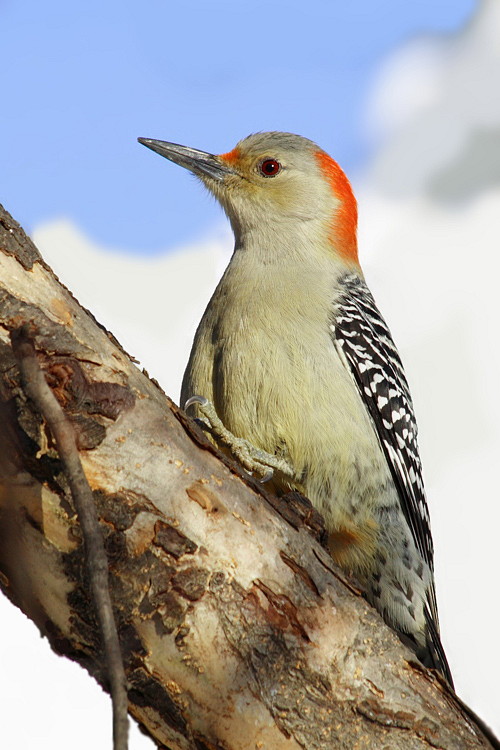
[315,151,359,265]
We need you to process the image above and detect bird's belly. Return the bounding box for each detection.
[192,325,394,529]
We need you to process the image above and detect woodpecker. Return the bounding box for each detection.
[139,132,453,685]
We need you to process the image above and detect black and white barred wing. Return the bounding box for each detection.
[332,274,434,573]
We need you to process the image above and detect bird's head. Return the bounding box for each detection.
[139,131,358,265]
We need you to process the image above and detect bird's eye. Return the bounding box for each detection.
[259,158,281,177]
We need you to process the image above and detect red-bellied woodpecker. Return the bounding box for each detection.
[139,131,453,685]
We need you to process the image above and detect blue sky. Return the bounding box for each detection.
[2,0,476,252]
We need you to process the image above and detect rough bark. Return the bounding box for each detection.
[0,203,497,750]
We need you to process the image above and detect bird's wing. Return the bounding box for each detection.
[332,274,454,683]
[332,274,435,577]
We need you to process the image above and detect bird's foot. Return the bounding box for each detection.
[184,395,294,483]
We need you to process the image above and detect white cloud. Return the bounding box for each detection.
[359,0,500,733]
[365,0,500,201]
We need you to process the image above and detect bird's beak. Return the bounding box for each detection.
[138,138,235,182]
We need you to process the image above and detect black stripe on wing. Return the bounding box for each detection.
[331,274,434,572]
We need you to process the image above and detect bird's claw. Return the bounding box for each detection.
[259,470,275,484]
[183,394,293,482]
[184,395,208,410]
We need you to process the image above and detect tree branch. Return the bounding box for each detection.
[0,202,498,749]
[11,327,129,750]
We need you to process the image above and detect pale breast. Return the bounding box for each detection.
[182,258,393,527]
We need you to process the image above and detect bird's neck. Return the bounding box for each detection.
[230,216,360,275]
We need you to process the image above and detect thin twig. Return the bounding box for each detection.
[12,328,129,750]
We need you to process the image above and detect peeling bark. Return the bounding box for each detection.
[0,203,497,750]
